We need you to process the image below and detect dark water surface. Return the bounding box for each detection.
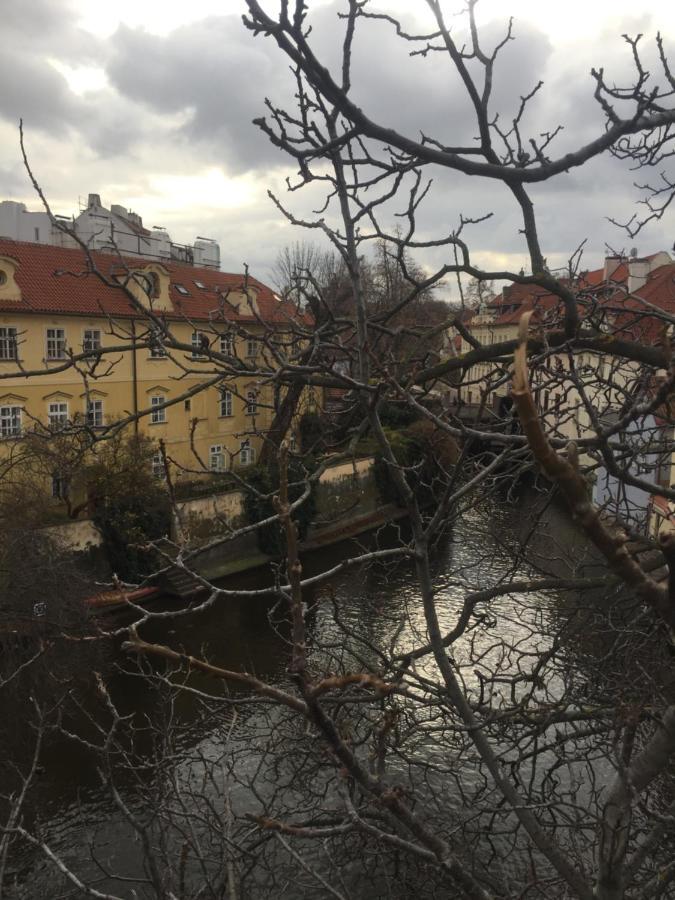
[4,492,605,897]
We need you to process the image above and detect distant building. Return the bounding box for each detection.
[455,251,675,532]
[0,193,221,270]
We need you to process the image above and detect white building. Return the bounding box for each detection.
[0,200,53,245]
[0,194,221,270]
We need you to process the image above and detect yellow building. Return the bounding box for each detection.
[456,255,674,441]
[454,255,675,533]
[0,238,309,495]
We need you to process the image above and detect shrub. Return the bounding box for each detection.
[372,428,417,505]
[299,411,324,454]
[373,421,459,507]
[87,436,172,581]
[242,460,317,556]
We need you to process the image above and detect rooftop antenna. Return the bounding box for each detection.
[629,247,638,258]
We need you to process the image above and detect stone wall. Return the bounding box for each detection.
[42,518,102,552]
[177,488,246,538]
[41,457,378,555]
[175,456,376,541]
[311,457,378,529]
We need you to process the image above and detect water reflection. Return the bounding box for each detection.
[4,491,608,897]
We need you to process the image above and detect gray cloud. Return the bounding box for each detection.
[3,0,79,49]
[0,0,672,288]
[105,17,286,172]
[0,53,80,134]
[0,162,27,197]
[102,6,557,174]
[0,0,107,135]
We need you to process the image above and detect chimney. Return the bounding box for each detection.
[88,193,101,209]
[603,255,624,281]
[628,258,650,294]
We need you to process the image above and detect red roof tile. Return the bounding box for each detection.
[0,239,304,326]
[479,258,675,339]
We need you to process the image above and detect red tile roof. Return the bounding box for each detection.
[0,239,304,326]
[481,256,675,338]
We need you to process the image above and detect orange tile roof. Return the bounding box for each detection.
[0,238,304,326]
[482,258,675,338]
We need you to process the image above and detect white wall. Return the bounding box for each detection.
[0,201,53,244]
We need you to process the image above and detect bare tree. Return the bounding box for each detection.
[3,2,675,899]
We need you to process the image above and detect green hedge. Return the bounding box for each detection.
[242,461,317,556]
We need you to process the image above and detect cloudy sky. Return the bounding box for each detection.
[2,0,675,296]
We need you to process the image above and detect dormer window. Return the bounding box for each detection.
[138,271,159,299]
[174,284,189,296]
[0,258,22,302]
[122,264,170,311]
[194,280,207,290]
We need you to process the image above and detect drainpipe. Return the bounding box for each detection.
[131,319,139,436]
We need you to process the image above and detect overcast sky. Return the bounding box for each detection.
[2,0,675,296]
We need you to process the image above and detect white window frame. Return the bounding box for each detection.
[191,331,208,359]
[220,332,234,355]
[0,405,22,438]
[239,439,255,466]
[151,451,165,479]
[209,444,226,472]
[219,390,233,418]
[48,401,69,429]
[46,328,67,360]
[150,395,167,424]
[246,338,258,358]
[245,390,258,416]
[86,399,103,428]
[0,327,18,361]
[82,329,101,354]
[149,330,167,358]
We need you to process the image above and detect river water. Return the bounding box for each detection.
[3,490,617,898]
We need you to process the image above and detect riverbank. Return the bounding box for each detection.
[88,499,409,611]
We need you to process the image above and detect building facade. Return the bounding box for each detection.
[0,193,221,269]
[0,239,310,497]
[454,252,675,531]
